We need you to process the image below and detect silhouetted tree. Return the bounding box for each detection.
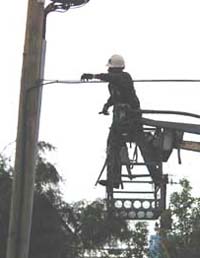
[0,142,74,258]
[154,178,200,258]
[0,142,149,258]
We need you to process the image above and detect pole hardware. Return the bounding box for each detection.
[43,0,90,37]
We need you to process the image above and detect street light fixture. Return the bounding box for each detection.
[46,0,89,14]
[44,0,90,37]
[49,0,89,6]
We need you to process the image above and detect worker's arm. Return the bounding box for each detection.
[100,97,113,115]
[80,73,116,115]
[94,73,119,83]
[81,73,119,83]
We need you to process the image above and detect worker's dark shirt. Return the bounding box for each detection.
[95,71,140,109]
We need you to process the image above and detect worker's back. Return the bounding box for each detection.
[108,71,140,109]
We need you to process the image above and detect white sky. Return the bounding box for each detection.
[1,0,200,204]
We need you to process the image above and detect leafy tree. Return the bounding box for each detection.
[170,179,195,244]
[156,178,200,258]
[69,199,149,258]
[0,154,13,258]
[0,141,149,258]
[0,142,75,258]
[126,221,149,258]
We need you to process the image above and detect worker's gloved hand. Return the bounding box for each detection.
[81,73,93,81]
[99,104,109,115]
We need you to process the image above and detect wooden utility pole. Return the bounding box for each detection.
[6,0,45,258]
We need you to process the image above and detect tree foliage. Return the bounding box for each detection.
[63,199,149,258]
[0,143,73,258]
[126,222,149,258]
[0,154,13,258]
[157,178,200,258]
[0,142,149,258]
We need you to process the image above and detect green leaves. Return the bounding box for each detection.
[170,178,196,240]
[70,199,130,249]
[65,199,149,258]
[161,178,200,257]
[128,222,149,258]
[0,141,150,258]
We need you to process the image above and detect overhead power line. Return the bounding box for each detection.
[41,79,200,86]
[28,78,200,92]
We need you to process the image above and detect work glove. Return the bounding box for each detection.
[81,73,94,81]
[99,104,109,115]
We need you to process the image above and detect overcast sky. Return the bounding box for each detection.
[1,0,200,203]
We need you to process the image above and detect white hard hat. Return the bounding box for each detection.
[106,54,125,68]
